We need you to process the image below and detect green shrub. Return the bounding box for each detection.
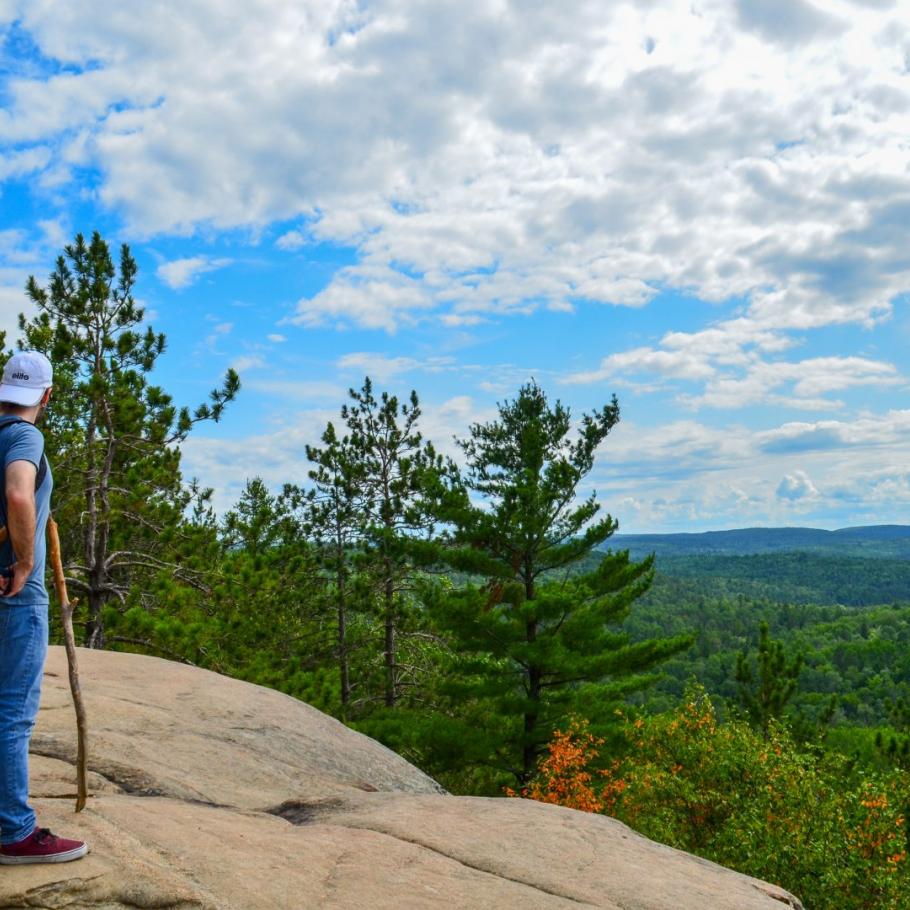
[521,687,910,910]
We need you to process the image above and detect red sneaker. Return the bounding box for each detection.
[0,826,88,864]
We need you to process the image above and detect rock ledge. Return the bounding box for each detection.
[4,646,803,909]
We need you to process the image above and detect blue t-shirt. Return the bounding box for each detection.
[0,419,52,606]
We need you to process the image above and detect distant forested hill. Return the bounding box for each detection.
[641,552,910,606]
[609,525,910,560]
[604,527,910,731]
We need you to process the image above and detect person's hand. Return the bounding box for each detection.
[0,562,31,598]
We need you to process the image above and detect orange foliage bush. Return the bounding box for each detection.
[510,690,910,910]
[505,719,625,814]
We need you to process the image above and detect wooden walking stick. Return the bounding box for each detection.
[46,518,88,812]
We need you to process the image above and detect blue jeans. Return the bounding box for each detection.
[0,604,48,844]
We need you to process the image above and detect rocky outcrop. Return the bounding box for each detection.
[1,646,803,909]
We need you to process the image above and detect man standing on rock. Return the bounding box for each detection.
[0,352,87,864]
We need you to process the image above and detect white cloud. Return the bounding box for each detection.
[0,146,51,180]
[275,230,306,251]
[8,0,910,531]
[0,284,26,340]
[156,256,231,290]
[591,408,910,531]
[564,345,717,385]
[4,0,910,340]
[0,224,70,339]
[686,354,901,410]
[266,333,286,343]
[337,352,421,382]
[336,351,458,382]
[178,379,910,527]
[757,410,910,452]
[567,323,903,411]
[776,469,819,501]
[230,354,264,373]
[292,266,434,332]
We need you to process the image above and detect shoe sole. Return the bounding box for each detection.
[0,844,89,864]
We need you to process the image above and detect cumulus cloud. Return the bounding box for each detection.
[337,352,422,382]
[336,351,457,382]
[776,469,819,501]
[584,407,910,530]
[0,146,51,180]
[156,256,231,290]
[0,222,72,338]
[564,345,717,385]
[3,0,909,340]
[567,322,903,411]
[7,0,910,529]
[734,0,844,47]
[275,230,306,251]
[175,382,910,527]
[758,410,910,452]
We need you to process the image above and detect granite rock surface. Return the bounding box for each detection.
[1,646,803,909]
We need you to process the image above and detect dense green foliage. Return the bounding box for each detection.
[410,382,691,785]
[613,525,910,559]
[626,572,910,735]
[644,551,910,605]
[522,690,910,910]
[734,620,804,732]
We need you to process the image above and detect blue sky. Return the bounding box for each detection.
[2,0,910,532]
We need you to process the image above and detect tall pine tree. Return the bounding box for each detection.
[21,231,239,647]
[303,421,366,714]
[340,378,439,708]
[424,382,692,786]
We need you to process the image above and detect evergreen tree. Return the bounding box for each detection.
[339,378,439,708]
[424,381,692,785]
[21,231,239,647]
[116,477,332,699]
[221,477,295,555]
[734,620,804,732]
[303,421,366,714]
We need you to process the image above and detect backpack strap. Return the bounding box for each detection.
[0,417,48,492]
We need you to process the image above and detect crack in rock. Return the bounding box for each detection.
[353,824,598,906]
[753,884,804,909]
[29,737,224,807]
[266,797,349,824]
[273,802,596,907]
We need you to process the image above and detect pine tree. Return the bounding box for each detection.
[21,231,239,647]
[734,620,804,732]
[424,381,692,785]
[303,421,366,714]
[221,477,295,555]
[339,378,439,708]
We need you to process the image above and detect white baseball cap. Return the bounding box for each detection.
[0,351,53,406]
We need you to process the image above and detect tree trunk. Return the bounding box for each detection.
[336,535,350,714]
[384,566,396,707]
[84,591,105,649]
[522,622,540,783]
[521,569,538,782]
